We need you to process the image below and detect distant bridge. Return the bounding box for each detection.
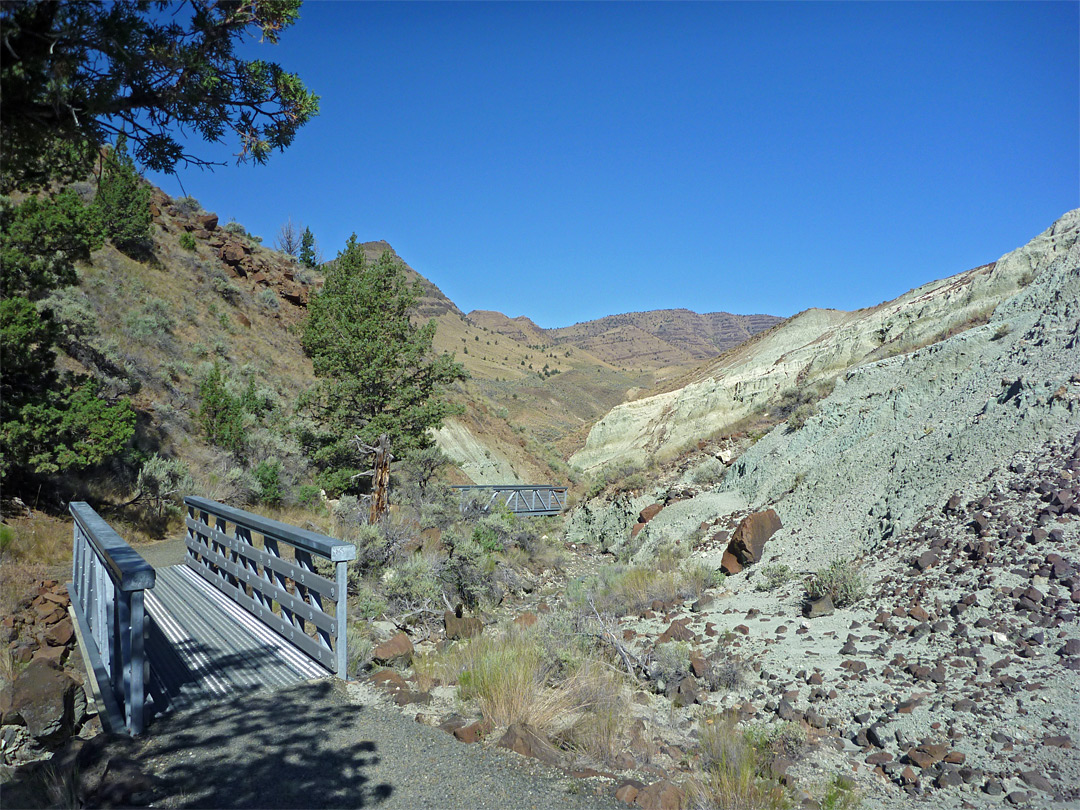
[452,485,567,516]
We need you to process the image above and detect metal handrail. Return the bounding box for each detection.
[68,502,154,734]
[183,497,355,678]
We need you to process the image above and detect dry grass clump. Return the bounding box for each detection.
[423,617,631,762]
[804,559,866,607]
[686,713,791,810]
[570,558,720,617]
[754,563,793,593]
[0,513,73,566]
[436,629,579,730]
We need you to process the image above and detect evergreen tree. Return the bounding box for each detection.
[1,0,318,189]
[1,297,135,481]
[300,238,466,494]
[299,227,318,268]
[0,191,102,299]
[0,190,133,488]
[94,134,152,255]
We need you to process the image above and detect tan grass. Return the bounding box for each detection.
[0,513,73,566]
[556,662,630,764]
[686,712,791,810]
[430,626,628,741]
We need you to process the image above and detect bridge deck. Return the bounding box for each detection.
[144,564,330,718]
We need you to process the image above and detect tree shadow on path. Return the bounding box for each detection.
[138,679,392,808]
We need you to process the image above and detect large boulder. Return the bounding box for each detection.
[497,723,561,766]
[722,509,782,572]
[219,242,247,266]
[371,632,413,667]
[8,659,79,744]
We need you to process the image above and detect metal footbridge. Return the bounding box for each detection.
[452,485,568,517]
[67,498,355,734]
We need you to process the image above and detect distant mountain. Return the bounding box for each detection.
[466,308,782,371]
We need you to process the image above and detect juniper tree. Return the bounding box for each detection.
[299,227,318,268]
[299,238,466,494]
[1,0,319,190]
[94,134,152,255]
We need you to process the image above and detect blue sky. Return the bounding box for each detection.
[147,1,1079,328]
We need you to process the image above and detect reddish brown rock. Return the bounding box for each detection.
[497,723,561,766]
[219,242,246,265]
[634,779,685,810]
[453,719,491,744]
[444,611,483,640]
[368,669,408,692]
[689,653,708,679]
[45,618,74,647]
[615,782,642,804]
[513,611,538,629]
[639,504,664,524]
[657,620,694,644]
[196,213,219,231]
[372,632,413,666]
[906,743,948,770]
[908,605,930,622]
[720,549,743,575]
[9,660,79,743]
[725,509,782,568]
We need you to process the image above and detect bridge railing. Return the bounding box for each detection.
[183,496,356,678]
[452,485,568,516]
[68,502,155,734]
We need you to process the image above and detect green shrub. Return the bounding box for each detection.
[0,525,16,558]
[197,362,246,455]
[136,454,193,516]
[174,196,202,215]
[297,484,321,506]
[345,624,374,675]
[755,563,793,592]
[252,458,282,504]
[689,713,791,810]
[650,641,690,686]
[821,774,861,810]
[805,559,866,607]
[123,297,175,339]
[691,457,726,486]
[472,522,503,553]
[787,402,816,430]
[350,581,388,620]
[179,232,197,251]
[256,287,279,309]
[382,554,441,606]
[1,189,102,298]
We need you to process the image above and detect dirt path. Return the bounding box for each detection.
[136,678,622,810]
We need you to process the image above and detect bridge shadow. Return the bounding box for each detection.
[145,616,318,718]
[139,679,392,808]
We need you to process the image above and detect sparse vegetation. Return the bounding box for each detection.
[805,559,866,607]
[755,563,793,592]
[820,774,861,810]
[688,713,792,810]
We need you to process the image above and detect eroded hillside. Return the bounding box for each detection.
[570,214,1076,473]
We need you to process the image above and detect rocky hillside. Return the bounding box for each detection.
[345,244,779,481]
[469,308,781,370]
[570,214,1076,472]
[557,209,1080,807]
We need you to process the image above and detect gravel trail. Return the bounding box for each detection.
[137,678,623,810]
